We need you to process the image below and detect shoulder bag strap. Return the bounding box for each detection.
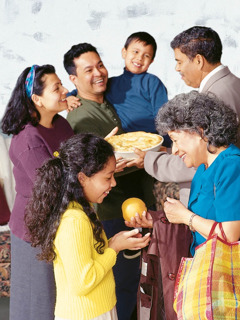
[208,221,227,241]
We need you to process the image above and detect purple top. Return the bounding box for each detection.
[9,115,74,241]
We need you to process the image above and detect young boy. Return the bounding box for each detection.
[67,31,168,134]
[107,31,168,133]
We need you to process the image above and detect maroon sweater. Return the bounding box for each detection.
[9,115,73,240]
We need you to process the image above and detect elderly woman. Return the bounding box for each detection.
[159,91,240,255]
[131,91,240,257]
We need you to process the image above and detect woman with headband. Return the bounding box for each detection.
[1,65,74,320]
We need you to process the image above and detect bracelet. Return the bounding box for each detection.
[189,213,197,232]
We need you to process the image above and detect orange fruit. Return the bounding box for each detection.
[122,198,147,222]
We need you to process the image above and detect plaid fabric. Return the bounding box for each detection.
[0,231,11,297]
[174,225,240,319]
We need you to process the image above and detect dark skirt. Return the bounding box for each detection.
[10,232,56,320]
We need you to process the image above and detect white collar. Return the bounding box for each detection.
[199,64,225,92]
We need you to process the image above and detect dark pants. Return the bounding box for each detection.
[10,233,56,320]
[103,218,140,320]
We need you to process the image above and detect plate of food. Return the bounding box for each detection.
[105,131,164,159]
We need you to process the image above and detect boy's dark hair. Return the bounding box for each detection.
[124,31,157,59]
[170,26,222,64]
[63,43,99,75]
[1,64,55,135]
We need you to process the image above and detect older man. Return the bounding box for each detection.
[64,42,155,320]
[172,26,240,113]
[135,26,240,206]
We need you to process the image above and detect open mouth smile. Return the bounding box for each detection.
[94,78,104,84]
[133,62,142,67]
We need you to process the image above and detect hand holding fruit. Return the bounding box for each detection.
[122,197,147,221]
[122,198,153,228]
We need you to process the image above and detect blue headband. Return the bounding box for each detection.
[25,65,39,98]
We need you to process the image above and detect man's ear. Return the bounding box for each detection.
[78,172,87,186]
[121,47,127,59]
[194,54,204,69]
[31,94,42,107]
[69,74,77,86]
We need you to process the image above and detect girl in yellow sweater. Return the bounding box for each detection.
[25,133,150,320]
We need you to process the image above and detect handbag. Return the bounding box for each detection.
[138,210,192,320]
[174,221,240,319]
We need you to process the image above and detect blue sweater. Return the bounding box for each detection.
[188,144,240,255]
[106,68,168,133]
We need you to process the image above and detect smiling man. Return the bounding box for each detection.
[171,26,240,113]
[64,43,121,135]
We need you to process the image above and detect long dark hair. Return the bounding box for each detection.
[25,133,115,262]
[1,64,55,135]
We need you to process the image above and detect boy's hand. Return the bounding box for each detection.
[66,96,81,112]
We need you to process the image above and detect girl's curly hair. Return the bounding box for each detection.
[156,90,239,151]
[25,133,115,262]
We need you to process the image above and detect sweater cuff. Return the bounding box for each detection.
[97,247,117,270]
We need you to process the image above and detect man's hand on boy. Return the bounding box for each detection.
[66,96,81,112]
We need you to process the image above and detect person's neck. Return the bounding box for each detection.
[201,62,222,82]
[77,91,104,104]
[206,145,227,168]
[39,114,55,128]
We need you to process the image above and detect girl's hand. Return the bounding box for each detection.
[108,229,151,254]
[164,197,190,225]
[125,211,153,228]
[66,96,81,112]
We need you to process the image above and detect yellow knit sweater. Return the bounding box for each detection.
[54,202,117,320]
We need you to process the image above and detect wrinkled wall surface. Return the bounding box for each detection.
[0,0,240,119]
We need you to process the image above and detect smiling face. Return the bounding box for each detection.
[174,48,203,88]
[33,73,68,115]
[70,51,108,103]
[79,156,116,204]
[168,130,207,168]
[122,40,154,74]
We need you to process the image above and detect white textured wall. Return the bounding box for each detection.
[1,0,240,119]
